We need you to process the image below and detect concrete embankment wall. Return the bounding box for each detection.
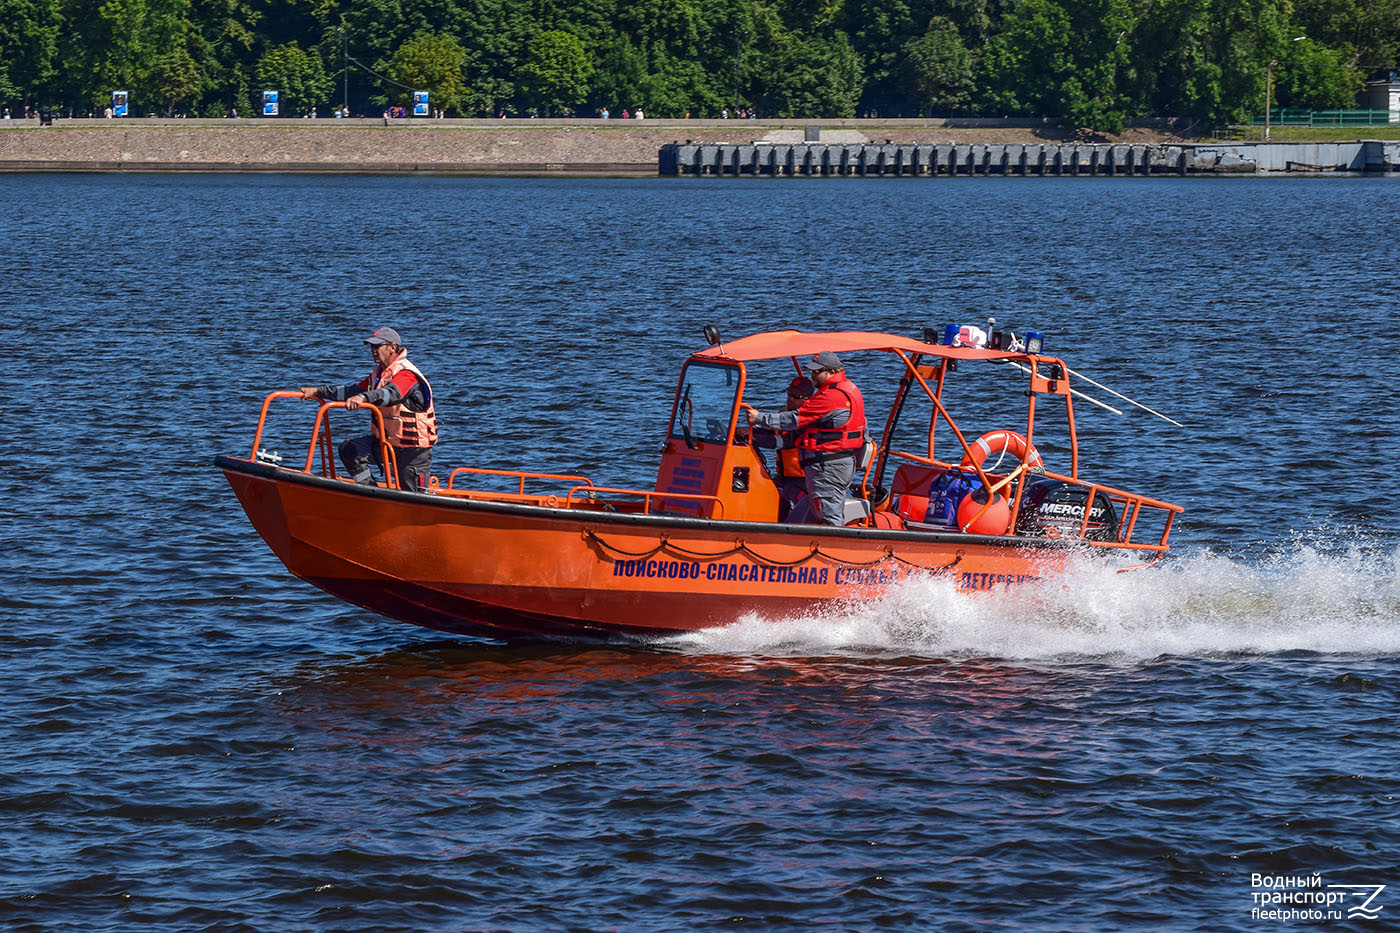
[0,119,671,174]
[0,118,1185,175]
[2,119,1396,175]
[661,140,1400,176]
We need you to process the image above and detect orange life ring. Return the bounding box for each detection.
[960,430,1044,472]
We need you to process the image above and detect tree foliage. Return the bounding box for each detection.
[517,30,594,115]
[254,41,332,115]
[0,0,63,104]
[148,46,201,115]
[2,0,1396,127]
[387,31,469,113]
[901,17,973,115]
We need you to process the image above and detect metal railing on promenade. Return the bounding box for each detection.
[1249,109,1397,127]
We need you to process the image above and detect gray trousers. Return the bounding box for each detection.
[802,452,856,525]
[776,474,806,522]
[339,435,433,491]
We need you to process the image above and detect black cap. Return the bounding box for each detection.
[787,376,815,398]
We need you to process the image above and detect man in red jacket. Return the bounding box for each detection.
[742,351,866,525]
[750,374,813,520]
[300,326,438,491]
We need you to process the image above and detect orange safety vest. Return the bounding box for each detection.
[779,447,804,478]
[373,356,438,448]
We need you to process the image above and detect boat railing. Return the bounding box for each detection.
[250,391,400,488]
[1066,479,1181,553]
[565,486,726,519]
[445,466,596,498]
[887,449,1180,552]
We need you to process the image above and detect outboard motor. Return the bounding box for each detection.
[1016,477,1119,541]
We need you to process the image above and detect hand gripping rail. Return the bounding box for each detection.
[248,391,400,489]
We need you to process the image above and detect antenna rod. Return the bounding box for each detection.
[1002,360,1123,415]
[1063,366,1185,427]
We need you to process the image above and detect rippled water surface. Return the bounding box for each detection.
[5,173,1400,930]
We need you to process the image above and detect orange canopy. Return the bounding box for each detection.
[693,330,1028,364]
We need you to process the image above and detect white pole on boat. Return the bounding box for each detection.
[1002,360,1124,415]
[1062,367,1185,427]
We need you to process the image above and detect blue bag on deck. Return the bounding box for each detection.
[926,470,980,528]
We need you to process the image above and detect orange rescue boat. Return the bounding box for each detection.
[217,328,1182,641]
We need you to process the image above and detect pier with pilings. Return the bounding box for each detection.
[659,140,1400,177]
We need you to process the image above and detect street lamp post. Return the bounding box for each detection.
[342,26,349,114]
[1264,35,1307,141]
[1265,60,1272,140]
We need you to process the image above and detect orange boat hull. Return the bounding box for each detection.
[219,457,1074,641]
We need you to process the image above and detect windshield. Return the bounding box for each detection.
[670,361,742,446]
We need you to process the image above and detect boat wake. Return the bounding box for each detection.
[659,536,1400,661]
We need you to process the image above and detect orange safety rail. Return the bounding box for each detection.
[1063,480,1181,553]
[564,485,726,518]
[890,350,995,492]
[248,391,400,489]
[887,449,1180,552]
[307,401,398,489]
[249,391,304,459]
[446,466,596,496]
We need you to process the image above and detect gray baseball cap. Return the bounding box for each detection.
[803,351,844,372]
[365,326,404,346]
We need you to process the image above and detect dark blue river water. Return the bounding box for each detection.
[5,173,1400,930]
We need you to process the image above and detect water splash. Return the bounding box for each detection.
[663,539,1400,661]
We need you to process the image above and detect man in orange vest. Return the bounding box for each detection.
[300,326,438,491]
[750,375,813,520]
[742,351,866,525]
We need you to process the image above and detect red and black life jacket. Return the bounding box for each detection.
[796,376,866,454]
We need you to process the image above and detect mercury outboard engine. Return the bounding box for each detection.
[1016,477,1119,541]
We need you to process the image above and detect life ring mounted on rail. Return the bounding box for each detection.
[960,430,1044,472]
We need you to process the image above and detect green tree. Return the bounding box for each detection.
[976,0,1073,114]
[595,0,747,116]
[900,16,973,114]
[516,29,593,115]
[1275,39,1363,109]
[147,46,200,114]
[186,0,262,115]
[635,52,725,116]
[67,0,195,112]
[749,11,863,117]
[388,31,469,113]
[975,0,1133,132]
[254,41,332,114]
[592,34,647,112]
[1123,0,1296,125]
[840,0,925,115]
[1291,0,1400,77]
[0,0,63,106]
